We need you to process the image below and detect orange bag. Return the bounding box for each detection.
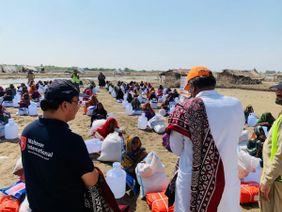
[146,192,174,212]
[146,192,167,208]
[151,198,174,212]
[240,181,260,204]
[0,194,20,212]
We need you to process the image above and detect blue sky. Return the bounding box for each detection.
[0,0,281,71]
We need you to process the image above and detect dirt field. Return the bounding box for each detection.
[1,76,279,211]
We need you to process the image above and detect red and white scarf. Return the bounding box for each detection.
[166,97,225,211]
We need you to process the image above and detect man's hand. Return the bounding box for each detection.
[260,183,271,201]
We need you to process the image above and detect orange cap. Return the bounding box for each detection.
[184,66,212,91]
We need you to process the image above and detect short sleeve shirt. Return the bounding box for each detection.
[21,118,94,212]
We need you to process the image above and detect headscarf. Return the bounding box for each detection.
[116,88,124,100]
[89,95,98,106]
[244,105,254,113]
[19,93,31,108]
[131,97,141,110]
[31,90,41,100]
[96,117,119,138]
[0,86,4,96]
[92,103,107,119]
[147,88,155,99]
[254,126,266,138]
[121,136,147,171]
[127,93,133,103]
[157,88,163,96]
[142,102,155,120]
[257,112,275,127]
[0,105,11,124]
[29,85,36,95]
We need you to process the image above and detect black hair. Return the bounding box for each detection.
[40,80,79,112]
[40,95,74,111]
[189,75,216,90]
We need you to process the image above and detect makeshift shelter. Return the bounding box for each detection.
[159,69,189,88]
[113,69,125,76]
[217,69,263,85]
[0,65,19,73]
[22,66,39,73]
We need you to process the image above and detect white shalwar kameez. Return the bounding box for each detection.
[170,90,244,212]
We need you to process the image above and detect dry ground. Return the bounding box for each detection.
[1,85,280,211]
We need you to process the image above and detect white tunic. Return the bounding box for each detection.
[170,90,244,212]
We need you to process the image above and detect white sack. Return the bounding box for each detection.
[89,119,106,135]
[135,152,169,198]
[85,138,102,154]
[98,132,123,162]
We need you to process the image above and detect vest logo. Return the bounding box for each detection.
[20,136,27,151]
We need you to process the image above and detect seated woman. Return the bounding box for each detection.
[148,89,158,101]
[84,95,98,115]
[0,105,11,125]
[28,84,36,95]
[127,92,133,103]
[131,97,141,111]
[3,88,13,102]
[9,84,17,97]
[90,102,108,126]
[133,89,140,98]
[30,88,41,102]
[244,105,255,124]
[157,85,164,97]
[115,87,124,101]
[121,136,147,194]
[19,93,31,108]
[171,89,179,98]
[95,117,120,140]
[17,83,26,95]
[142,102,155,120]
[0,86,5,97]
[160,92,175,113]
[256,112,275,131]
[83,85,93,101]
[121,136,147,177]
[28,85,41,102]
[247,126,266,166]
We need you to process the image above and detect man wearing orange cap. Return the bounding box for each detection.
[165,66,244,211]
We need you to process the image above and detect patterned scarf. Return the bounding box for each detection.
[84,167,121,212]
[166,97,225,211]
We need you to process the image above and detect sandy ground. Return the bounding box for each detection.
[1,80,280,211]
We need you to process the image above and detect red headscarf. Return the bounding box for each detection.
[96,117,119,138]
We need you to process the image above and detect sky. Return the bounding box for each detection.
[0,0,281,71]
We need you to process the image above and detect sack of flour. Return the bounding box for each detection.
[98,132,124,162]
[135,152,169,198]
[89,119,106,135]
